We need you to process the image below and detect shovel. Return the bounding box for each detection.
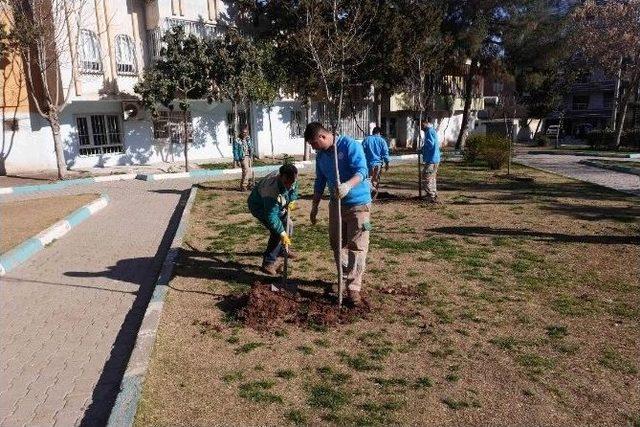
[271,209,297,294]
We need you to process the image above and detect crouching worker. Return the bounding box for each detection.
[305,122,372,307]
[248,163,299,275]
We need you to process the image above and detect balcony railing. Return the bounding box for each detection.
[146,18,225,62]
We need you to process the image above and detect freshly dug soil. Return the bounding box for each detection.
[238,282,370,331]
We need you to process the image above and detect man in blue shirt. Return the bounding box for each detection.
[362,126,390,194]
[421,117,441,203]
[248,164,299,275]
[305,122,371,306]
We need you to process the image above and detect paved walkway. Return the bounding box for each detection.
[515,154,640,197]
[0,178,202,426]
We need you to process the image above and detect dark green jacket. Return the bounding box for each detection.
[248,171,298,234]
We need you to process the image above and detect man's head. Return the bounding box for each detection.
[279,163,298,189]
[304,122,333,151]
[240,126,249,138]
[372,126,382,135]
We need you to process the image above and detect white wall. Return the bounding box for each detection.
[252,102,306,158]
[2,112,59,173]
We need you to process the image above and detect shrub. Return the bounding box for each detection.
[480,134,511,170]
[463,135,483,163]
[533,134,550,147]
[586,128,640,149]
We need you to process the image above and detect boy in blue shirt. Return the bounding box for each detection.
[362,126,390,194]
[421,117,441,203]
[304,122,371,306]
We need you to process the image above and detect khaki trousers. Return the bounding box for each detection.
[422,163,438,199]
[329,202,371,292]
[240,157,250,190]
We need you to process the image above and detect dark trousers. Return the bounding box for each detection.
[263,215,293,265]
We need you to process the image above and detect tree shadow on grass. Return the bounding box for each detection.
[432,226,640,245]
[539,203,640,223]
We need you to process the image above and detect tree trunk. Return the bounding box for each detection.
[303,98,311,161]
[268,105,274,158]
[375,87,382,126]
[455,61,478,150]
[182,108,190,172]
[614,100,629,149]
[612,56,623,130]
[48,109,66,180]
[232,100,239,138]
[533,119,542,139]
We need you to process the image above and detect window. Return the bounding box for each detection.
[79,29,103,73]
[153,110,193,144]
[227,111,248,144]
[572,95,589,110]
[290,109,303,137]
[115,34,137,75]
[75,114,124,155]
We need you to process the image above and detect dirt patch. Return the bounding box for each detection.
[1,193,99,253]
[237,282,370,331]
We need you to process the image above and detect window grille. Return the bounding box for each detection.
[79,29,103,73]
[153,110,193,144]
[573,95,590,110]
[227,111,248,144]
[76,114,124,155]
[115,34,137,75]
[290,109,303,137]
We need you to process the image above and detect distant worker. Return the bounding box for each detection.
[248,164,299,275]
[233,126,254,191]
[421,117,441,203]
[305,122,371,307]
[362,126,390,194]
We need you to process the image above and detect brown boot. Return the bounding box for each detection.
[260,262,278,276]
[280,249,298,260]
[347,289,363,307]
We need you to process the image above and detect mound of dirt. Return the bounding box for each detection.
[238,282,370,331]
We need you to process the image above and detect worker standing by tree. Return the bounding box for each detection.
[233,126,254,191]
[421,117,441,203]
[248,164,299,275]
[305,122,371,307]
[362,126,390,195]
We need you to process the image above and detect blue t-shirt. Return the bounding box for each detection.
[422,126,441,164]
[314,135,371,207]
[362,134,390,169]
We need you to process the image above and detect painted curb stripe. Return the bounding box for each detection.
[107,187,198,427]
[0,175,135,197]
[0,194,109,276]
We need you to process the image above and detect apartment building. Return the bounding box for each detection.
[1,0,309,173]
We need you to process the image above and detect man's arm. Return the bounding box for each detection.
[337,139,367,198]
[381,137,390,165]
[262,197,286,235]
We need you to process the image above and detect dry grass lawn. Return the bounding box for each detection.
[136,163,639,426]
[1,193,99,253]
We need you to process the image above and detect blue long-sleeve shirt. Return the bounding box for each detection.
[362,135,390,169]
[314,135,371,207]
[421,126,441,164]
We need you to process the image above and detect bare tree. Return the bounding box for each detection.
[1,0,88,179]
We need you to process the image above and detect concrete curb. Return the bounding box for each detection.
[527,150,640,159]
[0,174,137,197]
[579,159,640,176]
[0,194,110,276]
[107,186,198,427]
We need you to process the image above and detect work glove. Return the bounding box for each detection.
[280,231,292,247]
[310,202,319,225]
[336,182,353,199]
[288,201,297,212]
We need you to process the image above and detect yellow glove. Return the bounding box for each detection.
[280,231,292,247]
[288,201,297,212]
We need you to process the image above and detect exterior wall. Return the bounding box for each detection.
[252,101,306,158]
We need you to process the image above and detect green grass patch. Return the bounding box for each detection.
[221,370,244,383]
[276,369,296,380]
[545,325,568,339]
[285,409,308,425]
[238,380,283,404]
[235,342,264,354]
[308,384,349,410]
[599,348,638,375]
[338,351,383,372]
[517,353,554,374]
[550,294,597,316]
[489,336,518,350]
[296,345,314,355]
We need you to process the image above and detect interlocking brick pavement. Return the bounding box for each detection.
[1,179,196,427]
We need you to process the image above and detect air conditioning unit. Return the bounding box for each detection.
[122,101,144,121]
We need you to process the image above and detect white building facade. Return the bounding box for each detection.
[2,0,309,173]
